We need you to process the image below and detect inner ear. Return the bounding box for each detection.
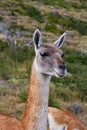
[33,29,42,52]
[34,32,40,49]
[54,32,66,48]
[58,35,65,47]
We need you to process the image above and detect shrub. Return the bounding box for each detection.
[11,8,24,16]
[0,40,8,52]
[24,6,44,23]
[16,2,44,23]
[47,13,87,35]
[0,55,12,80]
[49,85,61,108]
[49,94,61,108]
[9,24,26,31]
[69,17,87,35]
[18,88,27,102]
[8,0,44,22]
[35,0,87,10]
[41,0,55,5]
[45,24,58,34]
[0,16,3,21]
[45,23,64,34]
[34,0,66,7]
[7,46,32,63]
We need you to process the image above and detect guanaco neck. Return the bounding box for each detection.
[22,59,51,130]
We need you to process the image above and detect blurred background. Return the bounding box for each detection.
[0,0,87,127]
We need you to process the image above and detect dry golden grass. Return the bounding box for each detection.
[77,36,87,53]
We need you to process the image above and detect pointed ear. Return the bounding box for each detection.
[33,29,42,53]
[54,32,66,48]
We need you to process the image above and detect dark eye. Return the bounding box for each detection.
[40,52,49,57]
[61,53,64,57]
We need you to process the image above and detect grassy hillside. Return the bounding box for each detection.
[0,0,87,127]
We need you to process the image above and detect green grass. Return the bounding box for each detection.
[18,88,28,102]
[22,5,44,23]
[45,23,64,34]
[51,48,87,102]
[0,42,87,120]
[0,16,3,21]
[10,8,24,16]
[1,0,44,22]
[10,1,44,23]
[0,40,8,52]
[66,1,87,11]
[34,0,87,10]
[0,40,34,80]
[0,56,12,80]
[8,24,27,31]
[34,0,67,7]
[46,13,87,35]
[0,43,87,105]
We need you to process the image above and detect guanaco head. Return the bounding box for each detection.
[33,29,67,78]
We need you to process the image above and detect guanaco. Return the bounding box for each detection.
[0,29,86,130]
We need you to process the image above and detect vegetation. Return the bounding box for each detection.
[51,48,87,102]
[46,13,87,35]
[0,40,8,51]
[45,23,64,34]
[10,0,44,23]
[18,88,28,102]
[34,0,87,10]
[0,42,87,102]
[0,0,87,126]
[0,16,3,21]
[9,24,27,31]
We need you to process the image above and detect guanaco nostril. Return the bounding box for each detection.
[59,62,66,70]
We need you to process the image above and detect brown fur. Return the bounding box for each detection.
[48,107,87,130]
[22,62,50,130]
[0,114,23,130]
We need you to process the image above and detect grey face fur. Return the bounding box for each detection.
[33,29,67,78]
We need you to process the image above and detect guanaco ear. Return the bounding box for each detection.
[54,32,66,48]
[33,29,42,53]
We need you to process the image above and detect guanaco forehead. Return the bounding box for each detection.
[38,44,63,54]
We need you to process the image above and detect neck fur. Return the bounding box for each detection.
[22,59,51,130]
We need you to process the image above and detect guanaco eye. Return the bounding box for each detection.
[61,53,64,57]
[40,52,49,57]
